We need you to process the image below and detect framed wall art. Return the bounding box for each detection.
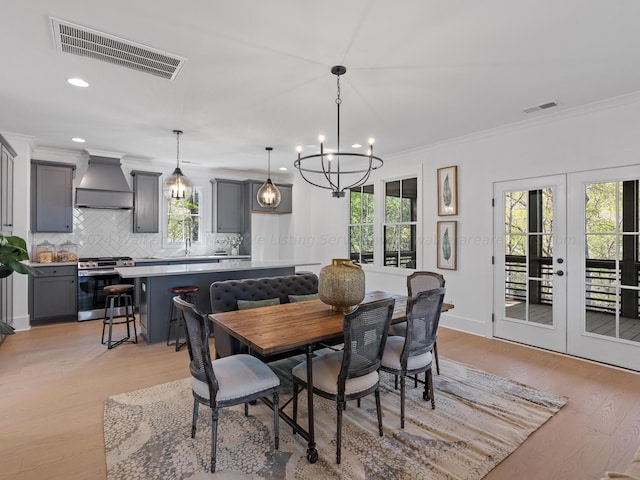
[437,165,458,216]
[437,220,457,270]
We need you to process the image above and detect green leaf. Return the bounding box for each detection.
[443,228,451,261]
[0,321,16,335]
[0,234,41,277]
[443,175,452,207]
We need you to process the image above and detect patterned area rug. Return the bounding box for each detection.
[104,357,566,480]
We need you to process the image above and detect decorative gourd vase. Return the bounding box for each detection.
[318,259,365,313]
[230,247,239,256]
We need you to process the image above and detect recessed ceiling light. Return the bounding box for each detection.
[352,143,362,148]
[72,137,86,143]
[67,77,89,88]
[279,167,288,171]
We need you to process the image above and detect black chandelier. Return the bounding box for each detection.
[294,66,383,198]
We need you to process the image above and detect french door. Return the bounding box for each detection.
[494,167,640,371]
[493,175,567,353]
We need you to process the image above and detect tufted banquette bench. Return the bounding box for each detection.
[210,273,318,359]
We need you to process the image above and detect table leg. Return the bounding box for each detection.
[305,344,318,463]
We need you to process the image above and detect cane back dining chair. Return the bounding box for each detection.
[390,271,445,374]
[381,287,445,428]
[291,297,395,464]
[172,296,280,473]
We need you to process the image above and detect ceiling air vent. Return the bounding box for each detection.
[50,17,187,81]
[523,101,559,114]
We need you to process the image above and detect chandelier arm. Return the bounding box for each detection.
[295,166,337,191]
[320,154,339,191]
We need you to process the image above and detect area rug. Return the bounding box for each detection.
[104,357,567,480]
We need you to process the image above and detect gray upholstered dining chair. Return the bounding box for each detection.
[291,297,395,464]
[173,296,280,473]
[390,271,445,374]
[381,287,445,428]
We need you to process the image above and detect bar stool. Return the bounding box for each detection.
[101,284,137,349]
[167,285,199,351]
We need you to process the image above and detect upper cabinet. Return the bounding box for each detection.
[211,178,245,233]
[249,181,292,214]
[131,171,161,233]
[31,160,75,233]
[0,134,16,233]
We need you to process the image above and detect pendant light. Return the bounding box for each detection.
[256,146,281,208]
[163,129,193,200]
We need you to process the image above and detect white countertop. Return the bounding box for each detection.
[116,260,320,278]
[26,261,77,267]
[133,255,250,263]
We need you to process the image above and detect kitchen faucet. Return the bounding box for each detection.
[185,236,191,256]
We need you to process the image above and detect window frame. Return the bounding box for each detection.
[348,184,375,264]
[163,187,202,248]
[382,176,419,269]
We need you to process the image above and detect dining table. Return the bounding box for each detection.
[208,290,453,463]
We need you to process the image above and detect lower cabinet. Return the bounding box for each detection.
[0,275,13,343]
[29,265,78,324]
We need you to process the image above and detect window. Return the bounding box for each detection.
[384,177,417,268]
[167,188,201,246]
[349,185,375,264]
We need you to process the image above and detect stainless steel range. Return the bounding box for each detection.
[77,256,135,321]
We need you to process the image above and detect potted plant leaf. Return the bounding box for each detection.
[0,234,41,335]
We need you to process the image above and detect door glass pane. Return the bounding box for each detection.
[505,191,527,234]
[503,188,554,326]
[584,180,640,343]
[528,279,553,325]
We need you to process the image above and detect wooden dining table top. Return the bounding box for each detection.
[209,291,453,357]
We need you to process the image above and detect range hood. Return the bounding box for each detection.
[75,155,134,209]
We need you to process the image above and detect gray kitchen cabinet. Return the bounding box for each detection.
[29,265,78,324]
[211,178,245,233]
[131,171,161,233]
[0,275,13,344]
[1,133,16,232]
[31,160,75,233]
[249,181,292,214]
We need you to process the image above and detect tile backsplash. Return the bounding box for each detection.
[30,208,238,259]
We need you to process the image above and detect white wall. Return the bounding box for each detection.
[292,92,640,337]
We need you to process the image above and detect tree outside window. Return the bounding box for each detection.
[167,188,200,245]
[384,178,417,268]
[349,185,374,264]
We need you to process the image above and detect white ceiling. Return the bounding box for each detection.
[1,1,640,175]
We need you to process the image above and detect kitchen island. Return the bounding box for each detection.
[116,260,319,344]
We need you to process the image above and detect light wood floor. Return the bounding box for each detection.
[1,320,639,480]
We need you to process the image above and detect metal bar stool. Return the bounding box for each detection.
[101,284,137,349]
[167,285,199,351]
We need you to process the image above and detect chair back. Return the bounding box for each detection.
[339,298,395,387]
[402,288,446,367]
[407,271,445,296]
[173,296,219,403]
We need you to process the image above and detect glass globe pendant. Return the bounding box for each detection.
[257,147,281,207]
[163,129,193,200]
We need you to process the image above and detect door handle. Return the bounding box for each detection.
[554,270,564,276]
